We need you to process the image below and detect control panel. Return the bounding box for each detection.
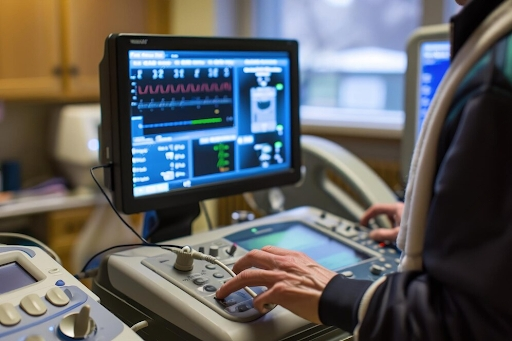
[0,245,142,341]
[93,206,401,341]
[142,214,400,323]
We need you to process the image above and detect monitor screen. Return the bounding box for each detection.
[99,35,301,215]
[226,221,370,272]
[401,25,450,183]
[416,41,451,139]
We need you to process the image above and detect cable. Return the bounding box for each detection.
[90,165,149,244]
[77,242,183,276]
[199,201,214,231]
[170,246,258,298]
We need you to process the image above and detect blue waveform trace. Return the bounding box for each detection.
[143,121,194,129]
[135,97,233,110]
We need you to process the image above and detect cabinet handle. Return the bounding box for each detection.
[52,66,63,76]
[68,65,79,76]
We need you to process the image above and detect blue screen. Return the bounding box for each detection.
[0,262,36,294]
[227,222,370,271]
[127,50,293,198]
[417,41,451,139]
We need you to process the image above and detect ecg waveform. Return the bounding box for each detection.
[136,98,232,110]
[138,82,232,95]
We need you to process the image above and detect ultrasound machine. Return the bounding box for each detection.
[88,28,450,341]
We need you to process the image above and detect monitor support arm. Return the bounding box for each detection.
[144,203,200,243]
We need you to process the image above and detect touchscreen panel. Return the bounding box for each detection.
[226,222,370,271]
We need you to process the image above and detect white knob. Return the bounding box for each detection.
[59,305,96,339]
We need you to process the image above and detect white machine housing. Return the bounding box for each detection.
[52,104,101,189]
[0,244,142,340]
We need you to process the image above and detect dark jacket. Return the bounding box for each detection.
[319,0,512,339]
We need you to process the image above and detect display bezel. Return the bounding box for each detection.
[100,34,302,214]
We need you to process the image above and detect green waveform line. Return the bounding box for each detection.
[192,117,222,125]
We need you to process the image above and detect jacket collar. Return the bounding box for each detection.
[451,0,505,59]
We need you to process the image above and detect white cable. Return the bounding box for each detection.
[213,259,258,298]
[130,320,149,332]
[171,247,258,298]
[171,246,276,310]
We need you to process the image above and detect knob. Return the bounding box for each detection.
[174,251,194,271]
[226,244,237,257]
[58,305,96,339]
[209,245,219,257]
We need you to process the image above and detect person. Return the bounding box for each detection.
[215,0,512,339]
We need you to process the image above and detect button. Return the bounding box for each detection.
[388,249,397,254]
[213,273,224,279]
[48,268,60,274]
[55,280,65,286]
[379,257,386,262]
[193,277,209,285]
[25,336,46,341]
[395,258,400,264]
[215,297,237,307]
[340,271,354,278]
[0,303,21,326]
[204,285,217,292]
[369,264,385,276]
[46,287,70,307]
[384,263,392,269]
[205,264,216,270]
[237,304,251,312]
[20,294,47,316]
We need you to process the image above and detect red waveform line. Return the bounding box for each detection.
[138,82,232,95]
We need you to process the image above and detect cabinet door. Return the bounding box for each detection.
[0,0,62,99]
[65,0,149,98]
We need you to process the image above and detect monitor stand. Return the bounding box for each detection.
[144,203,200,243]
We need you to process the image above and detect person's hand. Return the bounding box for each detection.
[360,202,404,242]
[215,245,337,324]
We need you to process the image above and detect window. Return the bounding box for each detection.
[216,0,460,137]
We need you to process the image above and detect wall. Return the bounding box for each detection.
[169,0,214,36]
[0,102,59,188]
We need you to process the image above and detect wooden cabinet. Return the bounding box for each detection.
[46,206,95,272]
[0,0,62,99]
[0,0,169,101]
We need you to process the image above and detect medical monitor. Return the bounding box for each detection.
[99,34,301,221]
[401,24,451,183]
